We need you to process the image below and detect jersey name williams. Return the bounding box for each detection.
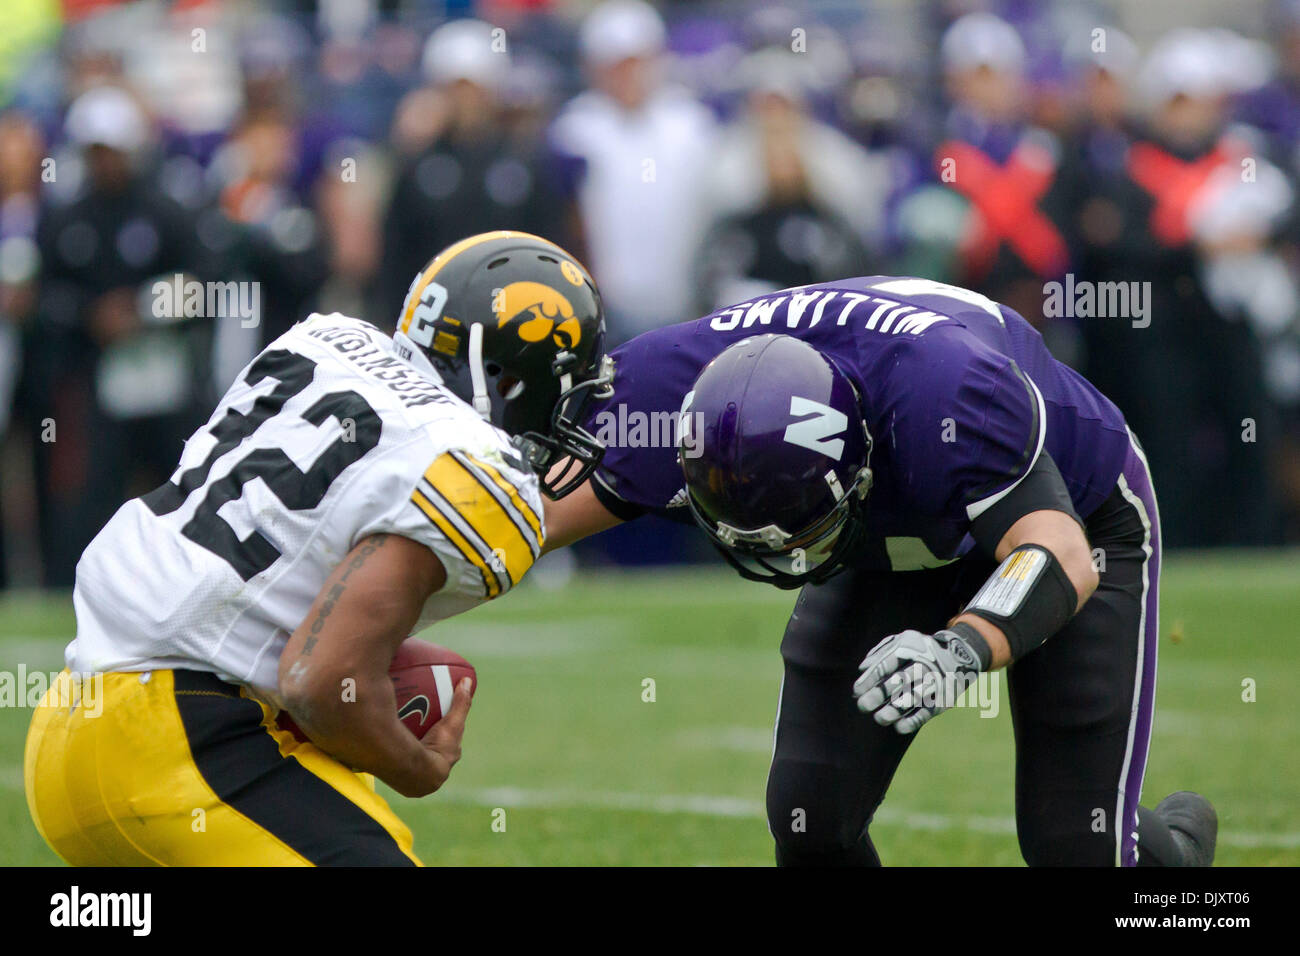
[709,289,950,336]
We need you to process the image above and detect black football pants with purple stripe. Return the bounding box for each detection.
[767,436,1182,866]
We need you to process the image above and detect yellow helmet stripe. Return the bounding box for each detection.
[398,230,559,336]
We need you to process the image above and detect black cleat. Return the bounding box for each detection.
[1156,791,1218,866]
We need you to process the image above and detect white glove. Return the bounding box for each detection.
[853,627,986,734]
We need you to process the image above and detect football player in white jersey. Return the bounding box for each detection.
[24,231,612,865]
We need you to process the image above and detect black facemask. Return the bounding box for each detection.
[512,358,614,500]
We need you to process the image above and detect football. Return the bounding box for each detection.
[277,638,476,743]
[389,639,478,739]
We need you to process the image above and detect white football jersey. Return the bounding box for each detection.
[67,313,545,697]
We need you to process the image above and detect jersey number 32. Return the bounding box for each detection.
[142,350,382,580]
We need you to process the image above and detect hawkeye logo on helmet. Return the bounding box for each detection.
[783,396,848,460]
[492,281,582,348]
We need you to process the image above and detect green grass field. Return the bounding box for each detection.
[2,551,1297,866]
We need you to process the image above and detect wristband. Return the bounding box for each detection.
[962,544,1077,660]
[944,620,994,671]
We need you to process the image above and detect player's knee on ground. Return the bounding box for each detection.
[767,757,879,865]
[1016,801,1118,866]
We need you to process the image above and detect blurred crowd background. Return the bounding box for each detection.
[0,0,1299,588]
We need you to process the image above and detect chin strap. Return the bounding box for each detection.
[467,323,492,421]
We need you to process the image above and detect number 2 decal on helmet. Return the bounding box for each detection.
[783,396,848,460]
[406,281,449,348]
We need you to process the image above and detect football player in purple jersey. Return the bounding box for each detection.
[544,276,1217,867]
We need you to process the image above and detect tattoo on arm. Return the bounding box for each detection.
[298,534,390,657]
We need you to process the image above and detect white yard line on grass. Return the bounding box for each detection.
[436,785,1300,851]
[1,765,1294,850]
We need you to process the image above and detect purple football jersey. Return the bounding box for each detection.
[586,277,1132,570]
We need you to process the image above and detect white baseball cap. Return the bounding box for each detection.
[422,18,510,89]
[940,12,1027,75]
[1138,29,1228,103]
[736,48,811,102]
[1064,26,1139,80]
[64,86,149,153]
[580,0,666,67]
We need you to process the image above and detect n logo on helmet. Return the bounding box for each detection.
[493,281,582,348]
[783,396,847,460]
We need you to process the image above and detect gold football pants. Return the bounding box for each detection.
[25,668,421,866]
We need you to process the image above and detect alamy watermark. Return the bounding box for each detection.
[50,886,150,935]
[1043,274,1151,328]
[591,404,704,458]
[152,273,260,328]
[1,667,103,717]
[907,670,1002,719]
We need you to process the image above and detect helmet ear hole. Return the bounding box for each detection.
[485,361,502,377]
[497,375,525,400]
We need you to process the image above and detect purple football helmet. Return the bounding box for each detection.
[679,334,874,589]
